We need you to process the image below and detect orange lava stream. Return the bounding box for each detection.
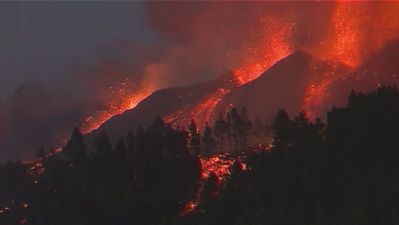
[200,153,237,180]
[80,86,152,134]
[303,71,349,119]
[164,88,232,129]
[181,153,246,216]
[166,15,294,129]
[233,15,293,85]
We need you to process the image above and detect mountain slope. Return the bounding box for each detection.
[86,73,240,142]
[86,39,399,144]
[215,51,350,122]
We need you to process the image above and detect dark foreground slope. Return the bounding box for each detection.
[195,86,399,225]
[3,87,399,225]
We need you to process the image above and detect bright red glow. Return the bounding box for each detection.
[80,81,152,134]
[200,153,237,180]
[181,153,246,216]
[310,2,399,67]
[165,15,294,128]
[324,2,361,67]
[164,88,233,129]
[233,15,293,85]
[303,68,350,119]
[304,2,399,117]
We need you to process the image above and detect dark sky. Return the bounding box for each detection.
[0,1,154,100]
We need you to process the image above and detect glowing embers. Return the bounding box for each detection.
[200,153,237,180]
[165,88,231,129]
[303,67,351,119]
[181,153,247,216]
[313,2,399,67]
[232,15,293,85]
[80,80,152,134]
[181,201,198,216]
[0,200,30,224]
[327,2,361,67]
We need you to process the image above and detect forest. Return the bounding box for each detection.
[2,86,399,225]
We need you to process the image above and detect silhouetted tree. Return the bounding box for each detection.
[62,127,88,165]
[202,123,216,155]
[93,132,113,160]
[200,172,219,209]
[189,119,201,156]
[36,145,46,159]
[115,137,127,160]
[214,112,227,151]
[272,109,294,147]
[125,129,136,158]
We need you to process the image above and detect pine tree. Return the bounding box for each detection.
[115,137,127,160]
[214,112,227,151]
[36,145,47,159]
[126,130,136,157]
[202,123,216,155]
[273,109,294,147]
[200,172,219,209]
[93,132,113,160]
[62,127,88,165]
[188,119,201,156]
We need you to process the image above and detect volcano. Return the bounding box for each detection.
[85,51,345,143]
[86,40,399,144]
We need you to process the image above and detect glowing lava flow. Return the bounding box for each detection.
[80,81,153,134]
[200,153,238,180]
[181,153,247,216]
[303,70,349,119]
[166,15,294,129]
[164,88,234,129]
[233,15,293,85]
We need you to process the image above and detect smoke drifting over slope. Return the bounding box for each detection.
[1,1,399,161]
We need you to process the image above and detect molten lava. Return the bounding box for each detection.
[233,15,293,85]
[304,2,399,117]
[200,153,237,180]
[181,153,247,216]
[324,2,361,67]
[165,15,294,129]
[80,80,153,134]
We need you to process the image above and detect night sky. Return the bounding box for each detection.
[0,2,153,100]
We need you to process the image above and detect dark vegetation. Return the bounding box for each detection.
[2,86,399,225]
